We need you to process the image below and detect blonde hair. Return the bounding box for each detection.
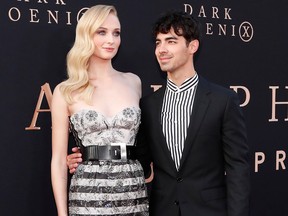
[59,5,118,104]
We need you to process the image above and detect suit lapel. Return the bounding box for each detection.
[179,77,211,170]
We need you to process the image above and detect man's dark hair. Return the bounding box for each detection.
[152,11,201,44]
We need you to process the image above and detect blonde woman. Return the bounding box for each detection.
[51,5,149,216]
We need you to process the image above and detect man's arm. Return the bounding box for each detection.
[134,99,153,179]
[67,146,154,182]
[67,147,82,174]
[223,91,250,216]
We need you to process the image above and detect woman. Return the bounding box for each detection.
[51,5,149,216]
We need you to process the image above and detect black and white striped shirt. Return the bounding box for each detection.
[161,74,199,170]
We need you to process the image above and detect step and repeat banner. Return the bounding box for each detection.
[0,0,287,215]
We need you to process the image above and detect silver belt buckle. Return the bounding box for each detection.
[111,143,127,160]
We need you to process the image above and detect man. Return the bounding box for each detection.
[67,11,250,216]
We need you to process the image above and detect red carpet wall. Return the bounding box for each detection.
[0,0,287,215]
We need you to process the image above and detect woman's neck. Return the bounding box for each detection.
[88,58,116,80]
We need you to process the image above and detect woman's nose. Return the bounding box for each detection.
[107,33,115,44]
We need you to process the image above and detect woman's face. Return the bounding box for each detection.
[92,13,121,60]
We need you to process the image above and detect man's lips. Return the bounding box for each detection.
[159,56,171,62]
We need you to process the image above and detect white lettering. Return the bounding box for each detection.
[150,85,162,92]
[77,8,88,21]
[184,4,193,15]
[269,86,288,122]
[224,8,232,20]
[255,152,265,173]
[66,11,71,25]
[230,86,250,107]
[48,10,59,24]
[56,0,66,5]
[206,23,213,35]
[276,150,286,170]
[29,9,40,23]
[218,24,227,35]
[212,7,219,19]
[231,25,236,36]
[8,7,21,22]
[198,5,206,18]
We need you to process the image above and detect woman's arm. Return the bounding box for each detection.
[51,85,70,216]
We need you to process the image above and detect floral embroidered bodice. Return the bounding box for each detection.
[69,107,141,147]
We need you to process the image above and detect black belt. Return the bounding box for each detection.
[81,143,134,161]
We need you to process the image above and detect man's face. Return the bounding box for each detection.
[155,28,193,74]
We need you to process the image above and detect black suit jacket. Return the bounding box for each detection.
[136,76,250,216]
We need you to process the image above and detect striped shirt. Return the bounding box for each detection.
[161,74,199,170]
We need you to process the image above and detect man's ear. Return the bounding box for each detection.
[189,39,199,54]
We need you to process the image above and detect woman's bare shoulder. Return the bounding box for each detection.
[118,72,142,97]
[122,72,141,84]
[52,83,63,96]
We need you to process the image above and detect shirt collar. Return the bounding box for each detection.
[167,73,199,93]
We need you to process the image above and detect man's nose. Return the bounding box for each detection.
[157,44,168,53]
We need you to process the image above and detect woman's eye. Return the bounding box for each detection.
[113,31,121,36]
[97,31,106,35]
